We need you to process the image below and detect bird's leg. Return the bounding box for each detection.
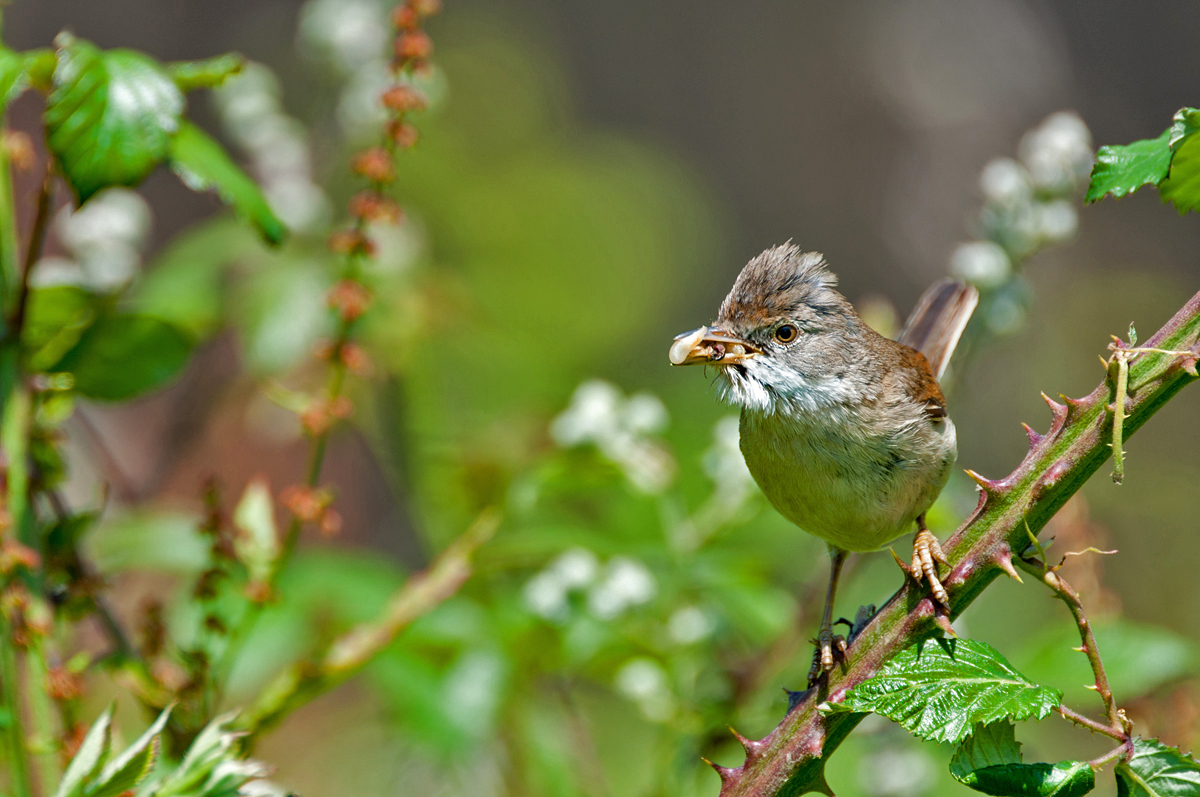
[911,514,949,606]
[807,547,849,686]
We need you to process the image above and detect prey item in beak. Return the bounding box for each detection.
[668,326,759,366]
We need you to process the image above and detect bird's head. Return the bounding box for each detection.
[669,244,867,412]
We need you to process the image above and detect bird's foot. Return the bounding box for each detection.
[807,627,848,687]
[911,527,949,606]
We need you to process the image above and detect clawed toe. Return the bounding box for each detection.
[807,629,848,686]
[911,527,949,606]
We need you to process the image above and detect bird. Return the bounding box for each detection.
[669,243,977,683]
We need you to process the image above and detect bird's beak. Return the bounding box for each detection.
[668,326,760,366]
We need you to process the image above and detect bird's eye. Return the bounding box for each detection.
[775,323,798,343]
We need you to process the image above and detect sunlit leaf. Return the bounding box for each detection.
[827,638,1062,743]
[233,478,280,584]
[53,704,113,797]
[1116,739,1200,797]
[1086,130,1172,204]
[169,121,286,246]
[0,47,28,108]
[45,34,184,202]
[87,706,171,797]
[53,314,193,400]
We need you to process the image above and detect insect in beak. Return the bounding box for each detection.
[668,326,759,366]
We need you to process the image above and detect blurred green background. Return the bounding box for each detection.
[9,1,1200,795]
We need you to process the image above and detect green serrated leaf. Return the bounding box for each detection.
[1116,739,1200,797]
[233,478,279,584]
[20,286,99,372]
[961,761,1095,797]
[53,704,113,797]
[45,34,184,202]
[1159,123,1200,215]
[52,314,193,401]
[833,638,1062,743]
[87,706,171,797]
[1086,130,1172,204]
[168,120,286,246]
[1166,108,1200,150]
[951,722,1023,779]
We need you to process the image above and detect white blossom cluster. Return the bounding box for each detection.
[614,657,676,722]
[550,380,675,494]
[522,548,657,624]
[949,111,1093,335]
[212,63,330,232]
[295,0,446,142]
[34,188,151,292]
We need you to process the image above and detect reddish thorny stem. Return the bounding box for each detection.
[712,290,1200,797]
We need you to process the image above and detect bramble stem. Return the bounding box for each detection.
[1014,556,1124,736]
[1054,705,1124,742]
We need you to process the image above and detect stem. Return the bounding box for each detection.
[1090,742,1133,769]
[236,510,498,744]
[0,616,32,797]
[1054,705,1124,742]
[10,162,55,341]
[26,642,59,793]
[714,291,1200,797]
[1014,556,1124,734]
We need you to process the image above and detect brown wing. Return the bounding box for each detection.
[897,279,979,380]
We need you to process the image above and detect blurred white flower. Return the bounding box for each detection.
[979,158,1032,208]
[552,380,676,493]
[949,241,1011,289]
[859,745,935,797]
[337,59,393,140]
[1036,199,1078,242]
[213,62,330,232]
[614,657,675,722]
[522,571,569,623]
[550,548,599,590]
[588,556,656,620]
[35,188,151,291]
[298,0,390,74]
[1019,111,1093,193]
[668,605,715,645]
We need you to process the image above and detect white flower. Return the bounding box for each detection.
[979,158,1032,208]
[1036,199,1078,242]
[549,548,599,590]
[552,380,675,493]
[614,658,675,722]
[522,571,569,623]
[297,0,390,74]
[588,557,656,620]
[668,606,715,645]
[551,380,622,447]
[949,241,1011,289]
[624,393,668,435]
[1019,111,1093,193]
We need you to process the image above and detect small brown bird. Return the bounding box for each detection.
[669,244,977,681]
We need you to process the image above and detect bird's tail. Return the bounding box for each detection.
[897,279,979,380]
